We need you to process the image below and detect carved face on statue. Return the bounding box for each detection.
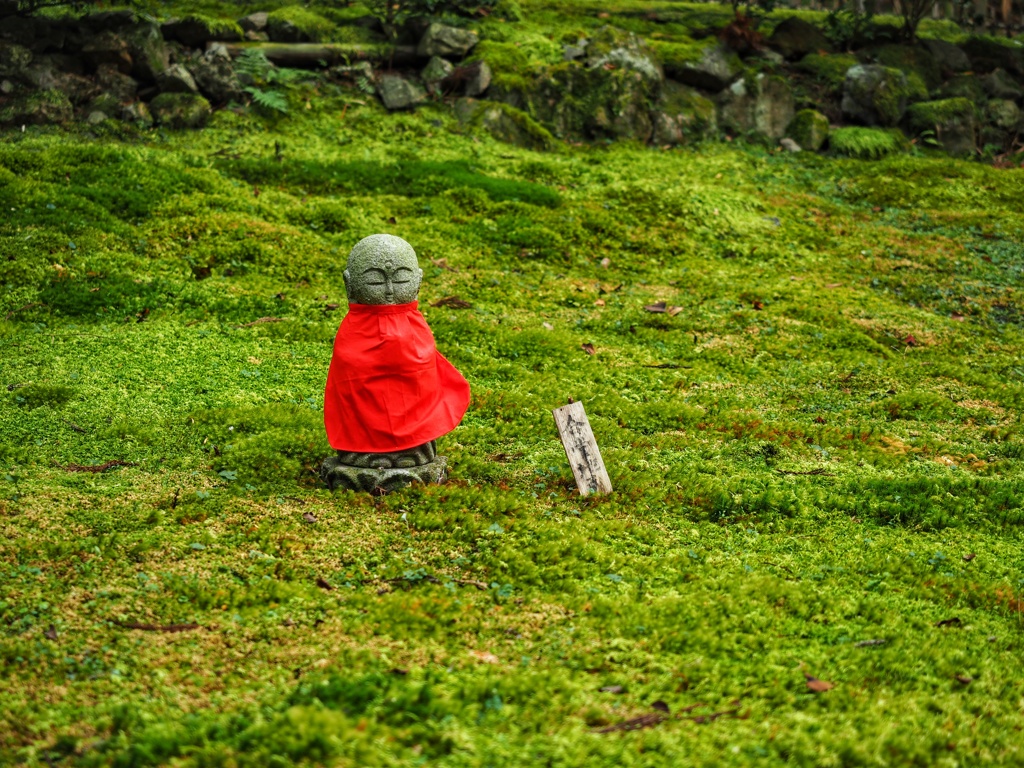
[343,234,423,305]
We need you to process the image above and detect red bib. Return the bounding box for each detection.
[323,301,470,452]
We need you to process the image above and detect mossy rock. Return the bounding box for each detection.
[906,97,978,156]
[266,6,337,43]
[980,69,1023,100]
[767,17,831,61]
[161,15,243,47]
[653,80,717,145]
[125,22,170,83]
[937,74,986,102]
[787,108,829,151]
[585,26,662,85]
[920,38,970,74]
[652,39,741,92]
[829,126,908,159]
[866,44,942,91]
[960,36,1024,76]
[842,64,911,127]
[455,98,555,151]
[0,88,72,125]
[469,36,561,94]
[149,92,212,129]
[797,53,858,95]
[503,57,662,143]
[717,73,795,141]
[986,99,1021,132]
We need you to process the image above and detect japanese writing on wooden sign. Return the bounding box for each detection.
[552,401,612,496]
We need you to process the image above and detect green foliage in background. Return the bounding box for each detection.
[1,4,1024,766]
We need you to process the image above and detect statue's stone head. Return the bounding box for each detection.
[344,234,423,305]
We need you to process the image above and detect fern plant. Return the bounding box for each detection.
[244,86,290,114]
[236,49,306,115]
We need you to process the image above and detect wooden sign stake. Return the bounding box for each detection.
[552,400,612,496]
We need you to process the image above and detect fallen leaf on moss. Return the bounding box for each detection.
[593,713,664,733]
[580,343,596,355]
[805,675,834,692]
[431,296,472,309]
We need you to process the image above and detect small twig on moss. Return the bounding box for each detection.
[453,578,489,590]
[240,316,284,327]
[113,621,203,633]
[775,468,835,477]
[4,302,41,320]
[64,461,137,473]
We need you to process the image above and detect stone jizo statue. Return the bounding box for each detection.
[320,234,470,492]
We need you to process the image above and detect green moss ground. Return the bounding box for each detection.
[2,16,1024,768]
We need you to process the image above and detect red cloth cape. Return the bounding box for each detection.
[323,301,470,452]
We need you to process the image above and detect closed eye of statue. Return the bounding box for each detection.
[391,267,415,285]
[362,268,387,286]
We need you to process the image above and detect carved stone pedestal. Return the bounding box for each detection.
[319,440,446,493]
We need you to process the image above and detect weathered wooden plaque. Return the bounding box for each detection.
[552,401,612,496]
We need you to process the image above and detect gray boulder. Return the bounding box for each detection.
[239,12,268,33]
[0,88,72,125]
[921,38,970,74]
[454,97,554,150]
[126,22,169,83]
[787,108,829,151]
[665,42,741,93]
[21,61,57,89]
[718,73,795,140]
[653,80,717,145]
[377,74,427,111]
[190,45,243,104]
[986,99,1021,131]
[960,37,1024,77]
[82,30,133,74]
[121,100,153,127]
[586,27,663,84]
[96,63,138,103]
[464,60,492,97]
[156,63,198,94]
[162,17,241,48]
[768,17,831,61]
[563,38,588,62]
[842,64,910,127]
[149,92,211,128]
[980,69,1023,100]
[0,44,33,80]
[52,71,100,106]
[906,98,978,156]
[488,28,662,145]
[937,74,986,102]
[266,17,308,43]
[79,10,137,32]
[422,56,454,90]
[418,23,478,59]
